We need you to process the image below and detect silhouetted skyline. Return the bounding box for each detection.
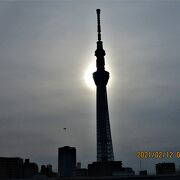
[0,1,180,174]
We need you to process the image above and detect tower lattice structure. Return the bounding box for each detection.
[93,9,114,162]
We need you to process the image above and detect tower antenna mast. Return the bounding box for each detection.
[96,9,101,41]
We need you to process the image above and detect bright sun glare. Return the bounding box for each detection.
[84,62,96,90]
[84,62,112,90]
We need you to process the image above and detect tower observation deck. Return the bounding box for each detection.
[93,9,114,162]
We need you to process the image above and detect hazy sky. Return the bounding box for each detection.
[0,0,180,173]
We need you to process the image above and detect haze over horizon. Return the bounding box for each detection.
[0,0,180,173]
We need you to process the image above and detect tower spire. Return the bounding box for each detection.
[96,9,101,41]
[95,9,106,71]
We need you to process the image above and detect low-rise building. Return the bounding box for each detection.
[156,162,176,175]
[0,157,23,178]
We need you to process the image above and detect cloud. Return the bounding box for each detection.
[0,1,179,173]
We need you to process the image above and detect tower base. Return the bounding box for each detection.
[88,161,121,176]
[88,161,134,176]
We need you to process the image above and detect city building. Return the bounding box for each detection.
[58,146,76,177]
[73,162,88,177]
[73,168,88,177]
[113,167,135,176]
[40,164,56,177]
[156,162,176,175]
[23,159,38,178]
[76,162,81,169]
[88,161,122,176]
[0,157,39,178]
[0,157,23,178]
[139,170,148,176]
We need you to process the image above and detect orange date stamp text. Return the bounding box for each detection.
[136,151,180,159]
